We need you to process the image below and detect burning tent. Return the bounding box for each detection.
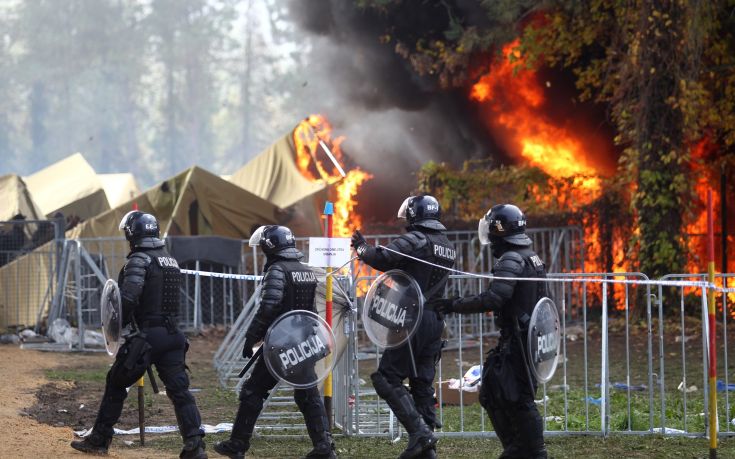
[24,153,111,222]
[229,132,328,236]
[231,115,372,238]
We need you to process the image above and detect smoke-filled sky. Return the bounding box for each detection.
[285,1,493,220]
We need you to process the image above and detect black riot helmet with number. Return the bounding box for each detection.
[478,204,532,247]
[397,195,446,231]
[118,211,164,250]
[249,225,301,258]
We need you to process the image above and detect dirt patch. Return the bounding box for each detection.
[0,345,171,458]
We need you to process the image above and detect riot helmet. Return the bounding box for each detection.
[397,195,446,231]
[478,204,532,247]
[249,225,301,258]
[118,211,164,250]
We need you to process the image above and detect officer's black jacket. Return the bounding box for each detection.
[359,226,456,301]
[246,250,315,343]
[118,242,180,325]
[452,244,547,333]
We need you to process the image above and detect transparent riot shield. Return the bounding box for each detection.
[263,310,336,389]
[362,269,423,349]
[101,279,123,356]
[527,297,561,384]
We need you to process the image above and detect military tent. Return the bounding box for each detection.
[99,173,141,208]
[70,166,282,241]
[0,174,44,221]
[24,153,110,221]
[229,133,328,236]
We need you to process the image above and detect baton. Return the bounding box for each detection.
[238,345,263,378]
[147,366,159,394]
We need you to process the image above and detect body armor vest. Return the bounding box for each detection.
[276,260,318,312]
[138,248,181,318]
[498,247,547,335]
[403,231,456,301]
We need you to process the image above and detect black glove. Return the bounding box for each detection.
[242,337,256,359]
[351,229,369,257]
[431,298,455,316]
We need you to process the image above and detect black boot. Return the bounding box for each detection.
[214,393,263,459]
[180,435,208,459]
[294,388,337,459]
[70,431,112,454]
[514,406,547,459]
[486,406,522,458]
[371,373,437,459]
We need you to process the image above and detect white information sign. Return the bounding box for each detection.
[308,237,352,268]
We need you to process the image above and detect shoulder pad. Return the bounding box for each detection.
[494,251,524,275]
[404,231,428,246]
[127,252,151,268]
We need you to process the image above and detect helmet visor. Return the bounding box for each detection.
[478,217,491,245]
[248,225,267,247]
[118,210,137,231]
[397,197,414,219]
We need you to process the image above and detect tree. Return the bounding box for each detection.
[358,0,735,277]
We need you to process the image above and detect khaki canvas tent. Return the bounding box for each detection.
[0,174,44,221]
[25,153,110,221]
[229,133,327,236]
[70,166,282,241]
[99,173,141,208]
[0,166,285,330]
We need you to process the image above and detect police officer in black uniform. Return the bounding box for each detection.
[215,225,336,459]
[351,195,456,459]
[436,204,548,459]
[71,211,207,459]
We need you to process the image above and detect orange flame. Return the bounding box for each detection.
[470,40,602,191]
[293,114,373,237]
[470,39,633,306]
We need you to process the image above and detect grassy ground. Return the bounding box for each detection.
[29,321,735,458]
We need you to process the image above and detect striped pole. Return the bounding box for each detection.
[707,189,717,458]
[323,201,334,429]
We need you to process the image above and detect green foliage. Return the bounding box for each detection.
[361,0,735,277]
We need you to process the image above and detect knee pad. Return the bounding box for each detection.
[371,371,395,399]
[293,387,321,408]
[238,386,268,406]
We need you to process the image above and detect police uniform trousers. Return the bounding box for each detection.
[376,309,444,429]
[93,326,203,440]
[234,357,329,438]
[480,338,545,458]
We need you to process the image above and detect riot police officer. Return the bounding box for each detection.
[436,204,548,459]
[215,225,336,459]
[70,211,207,459]
[351,195,456,459]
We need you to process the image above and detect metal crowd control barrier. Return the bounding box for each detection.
[211,269,735,440]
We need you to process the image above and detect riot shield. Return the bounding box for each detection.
[263,310,336,389]
[527,297,561,384]
[101,279,123,356]
[362,269,423,349]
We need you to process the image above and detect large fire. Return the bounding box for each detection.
[292,114,373,237]
[469,40,616,270]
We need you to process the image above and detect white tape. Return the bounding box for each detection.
[74,423,234,437]
[375,245,718,290]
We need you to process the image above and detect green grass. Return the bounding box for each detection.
[129,432,735,458]
[45,366,108,383]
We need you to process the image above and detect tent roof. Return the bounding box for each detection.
[230,133,327,209]
[99,173,141,208]
[24,153,110,220]
[0,174,44,221]
[69,166,282,240]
